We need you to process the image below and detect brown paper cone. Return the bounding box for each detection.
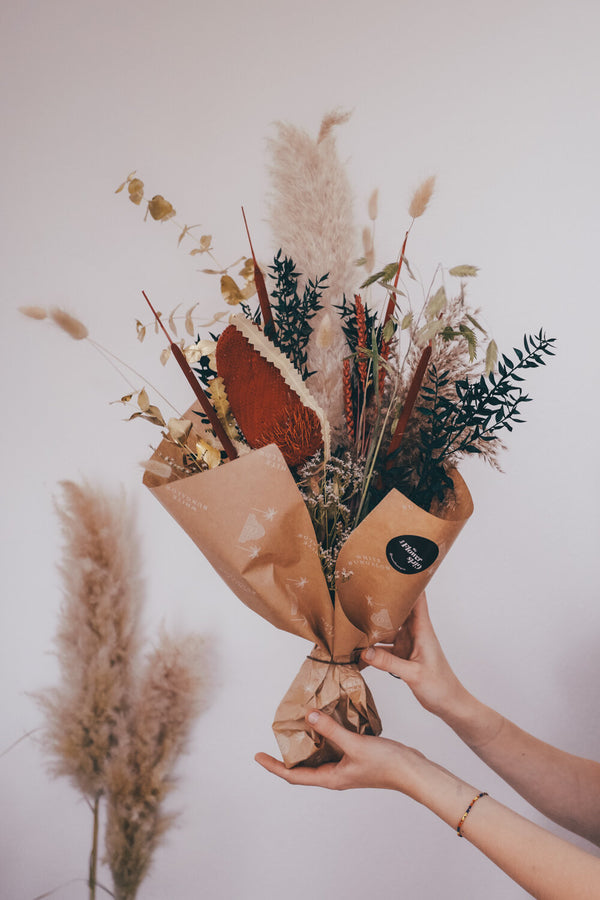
[144,412,473,767]
[272,646,381,768]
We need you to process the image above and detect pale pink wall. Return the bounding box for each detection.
[1,1,599,897]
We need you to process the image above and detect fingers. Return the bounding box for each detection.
[361,644,409,679]
[255,711,355,787]
[254,751,337,787]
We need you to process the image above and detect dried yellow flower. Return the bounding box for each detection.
[146,195,175,222]
[128,178,144,205]
[167,418,193,443]
[220,274,244,305]
[409,176,436,219]
[196,439,221,469]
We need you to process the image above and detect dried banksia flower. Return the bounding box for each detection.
[49,307,89,340]
[408,175,436,219]
[105,632,210,900]
[36,481,143,799]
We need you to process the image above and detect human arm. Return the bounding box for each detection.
[362,593,600,846]
[256,711,600,900]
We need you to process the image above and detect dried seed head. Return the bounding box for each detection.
[315,312,334,350]
[368,188,378,221]
[409,175,436,219]
[19,305,47,320]
[49,307,89,340]
[140,459,172,480]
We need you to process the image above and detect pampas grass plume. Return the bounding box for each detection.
[408,175,436,219]
[268,111,359,442]
[105,632,210,900]
[36,481,143,798]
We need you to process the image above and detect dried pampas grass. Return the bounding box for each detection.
[105,632,209,900]
[268,111,359,443]
[36,481,212,899]
[36,481,143,798]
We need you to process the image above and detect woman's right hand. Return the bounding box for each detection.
[361,593,466,721]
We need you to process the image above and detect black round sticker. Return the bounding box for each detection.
[386,534,439,575]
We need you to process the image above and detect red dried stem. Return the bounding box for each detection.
[141,291,238,460]
[378,340,390,396]
[241,207,275,337]
[343,358,355,443]
[355,294,368,388]
[386,343,432,462]
[383,229,409,327]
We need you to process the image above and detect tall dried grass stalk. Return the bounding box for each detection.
[104,632,209,900]
[36,481,143,799]
[36,482,211,900]
[268,112,359,443]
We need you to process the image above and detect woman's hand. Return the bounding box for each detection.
[361,593,466,720]
[255,709,436,798]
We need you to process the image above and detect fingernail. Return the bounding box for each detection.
[307,711,319,724]
[363,647,375,660]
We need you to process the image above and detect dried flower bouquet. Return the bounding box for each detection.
[23,111,555,768]
[131,112,554,767]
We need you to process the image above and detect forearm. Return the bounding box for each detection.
[408,759,600,900]
[442,687,600,845]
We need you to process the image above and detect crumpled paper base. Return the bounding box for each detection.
[272,646,382,768]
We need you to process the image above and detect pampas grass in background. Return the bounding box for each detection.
[35,481,212,899]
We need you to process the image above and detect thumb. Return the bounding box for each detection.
[361,645,414,681]
[305,710,355,755]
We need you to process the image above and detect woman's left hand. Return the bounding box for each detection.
[255,710,430,796]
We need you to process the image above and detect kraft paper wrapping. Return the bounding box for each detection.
[144,412,473,767]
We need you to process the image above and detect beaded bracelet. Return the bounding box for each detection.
[456,791,489,837]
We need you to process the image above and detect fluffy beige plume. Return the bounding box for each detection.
[408,175,436,219]
[36,481,143,798]
[105,632,210,900]
[49,307,89,340]
[268,112,359,443]
[317,107,352,143]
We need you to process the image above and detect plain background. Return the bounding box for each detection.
[1,0,599,898]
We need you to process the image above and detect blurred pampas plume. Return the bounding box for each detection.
[35,481,212,900]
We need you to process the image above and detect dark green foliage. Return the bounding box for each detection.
[384,330,556,511]
[268,250,327,378]
[335,294,383,355]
